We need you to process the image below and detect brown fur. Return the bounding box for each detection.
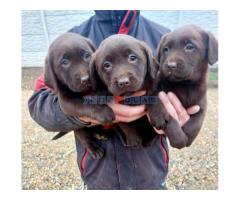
[89,34,160,147]
[44,32,115,158]
[148,25,218,149]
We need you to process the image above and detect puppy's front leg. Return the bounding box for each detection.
[182,110,205,146]
[117,122,143,147]
[164,117,188,149]
[59,96,115,124]
[148,95,188,149]
[147,92,169,130]
[74,129,104,159]
[84,104,115,124]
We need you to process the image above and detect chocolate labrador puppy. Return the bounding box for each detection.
[148,25,218,149]
[89,34,159,147]
[44,32,115,158]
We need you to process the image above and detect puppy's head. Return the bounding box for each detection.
[89,34,158,96]
[44,33,95,93]
[156,25,218,82]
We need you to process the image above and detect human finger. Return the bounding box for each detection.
[108,101,146,117]
[158,91,179,122]
[187,105,200,115]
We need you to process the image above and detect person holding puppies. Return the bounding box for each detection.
[28,10,200,189]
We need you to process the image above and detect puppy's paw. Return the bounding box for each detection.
[153,115,168,130]
[149,108,169,130]
[94,105,115,124]
[88,142,104,159]
[94,133,109,141]
[125,135,142,147]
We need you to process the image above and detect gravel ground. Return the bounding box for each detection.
[21,68,218,190]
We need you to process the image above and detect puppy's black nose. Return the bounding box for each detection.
[117,77,130,88]
[166,62,177,69]
[80,75,89,84]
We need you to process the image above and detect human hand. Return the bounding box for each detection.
[78,91,147,125]
[108,90,147,123]
[152,91,200,134]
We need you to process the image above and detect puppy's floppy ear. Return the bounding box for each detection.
[85,38,96,52]
[89,52,105,91]
[140,41,160,80]
[156,34,168,63]
[207,32,218,65]
[44,53,58,94]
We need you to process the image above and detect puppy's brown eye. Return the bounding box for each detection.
[103,61,112,70]
[61,58,70,66]
[163,46,169,53]
[128,54,138,63]
[185,43,195,52]
[83,52,91,62]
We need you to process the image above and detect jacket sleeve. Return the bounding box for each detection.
[28,75,90,132]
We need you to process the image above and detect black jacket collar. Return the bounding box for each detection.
[94,10,140,28]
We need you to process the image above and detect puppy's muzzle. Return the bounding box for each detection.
[166,62,177,70]
[80,75,90,85]
[117,77,130,88]
[75,74,90,85]
[164,60,184,71]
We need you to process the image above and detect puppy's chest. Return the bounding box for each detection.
[159,82,205,108]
